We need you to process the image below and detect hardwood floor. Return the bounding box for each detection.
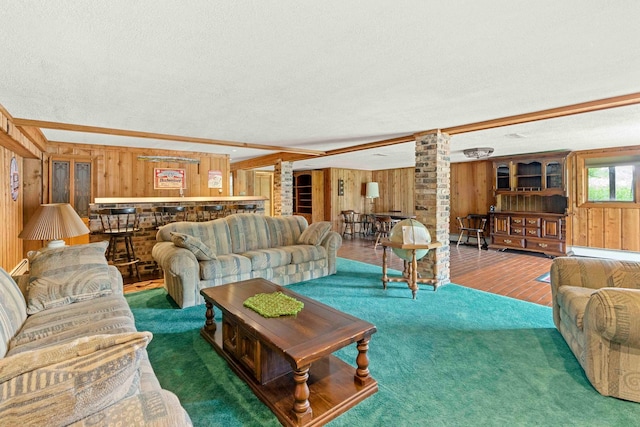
[125,235,554,307]
[337,235,554,306]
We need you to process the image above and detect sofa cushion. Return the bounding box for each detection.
[200,254,253,280]
[69,390,192,427]
[227,214,271,253]
[241,248,292,270]
[170,232,216,260]
[8,295,136,355]
[557,286,598,330]
[280,245,327,264]
[0,268,27,358]
[157,218,233,256]
[297,221,331,245]
[26,241,113,314]
[265,216,308,247]
[0,332,151,427]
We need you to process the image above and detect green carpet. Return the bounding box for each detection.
[125,258,640,426]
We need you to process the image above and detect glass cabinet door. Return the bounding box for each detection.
[495,163,511,191]
[50,158,92,217]
[545,161,563,190]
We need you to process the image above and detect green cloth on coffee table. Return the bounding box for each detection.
[243,291,304,318]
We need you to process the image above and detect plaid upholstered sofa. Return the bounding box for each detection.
[551,256,640,402]
[152,213,342,308]
[0,242,192,426]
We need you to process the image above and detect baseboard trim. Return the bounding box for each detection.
[568,246,640,261]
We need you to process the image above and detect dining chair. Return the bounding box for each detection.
[374,215,393,249]
[456,214,488,250]
[341,210,357,238]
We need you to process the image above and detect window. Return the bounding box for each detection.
[585,155,638,203]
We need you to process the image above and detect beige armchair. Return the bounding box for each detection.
[551,256,640,402]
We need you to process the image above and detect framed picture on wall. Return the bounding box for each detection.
[154,168,186,189]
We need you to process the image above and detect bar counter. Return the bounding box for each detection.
[89,196,268,277]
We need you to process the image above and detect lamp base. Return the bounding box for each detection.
[46,240,66,249]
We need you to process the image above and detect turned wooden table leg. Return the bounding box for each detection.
[381,246,388,290]
[204,300,216,333]
[355,337,373,385]
[410,250,419,299]
[292,366,312,424]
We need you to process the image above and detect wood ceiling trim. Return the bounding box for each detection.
[233,92,640,170]
[230,152,311,171]
[16,125,48,152]
[11,118,325,156]
[230,134,418,170]
[438,92,640,135]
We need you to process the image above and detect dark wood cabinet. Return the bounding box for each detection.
[493,152,569,196]
[490,151,570,257]
[490,212,567,256]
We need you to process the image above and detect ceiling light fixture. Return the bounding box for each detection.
[463,147,494,159]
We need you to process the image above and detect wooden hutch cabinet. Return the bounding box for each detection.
[490,151,570,257]
[293,170,324,224]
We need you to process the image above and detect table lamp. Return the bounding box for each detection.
[18,203,90,249]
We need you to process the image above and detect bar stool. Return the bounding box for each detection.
[152,206,187,228]
[341,210,357,238]
[97,207,141,281]
[231,204,257,213]
[197,204,226,221]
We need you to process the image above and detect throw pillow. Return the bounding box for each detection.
[26,241,113,315]
[297,221,332,246]
[170,232,216,260]
[0,332,151,426]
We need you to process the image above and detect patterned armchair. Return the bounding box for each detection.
[550,256,640,402]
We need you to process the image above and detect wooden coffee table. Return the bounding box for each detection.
[200,278,378,427]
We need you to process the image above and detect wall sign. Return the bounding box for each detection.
[10,157,19,201]
[154,168,186,189]
[208,170,223,188]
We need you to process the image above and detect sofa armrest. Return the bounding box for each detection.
[551,257,640,329]
[70,390,192,427]
[152,241,200,308]
[320,231,342,275]
[585,288,640,347]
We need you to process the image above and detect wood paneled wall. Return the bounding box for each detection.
[371,167,415,213]
[568,146,640,252]
[46,142,230,200]
[449,161,494,234]
[0,146,24,271]
[324,168,373,231]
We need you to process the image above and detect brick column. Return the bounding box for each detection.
[415,130,450,286]
[273,160,293,216]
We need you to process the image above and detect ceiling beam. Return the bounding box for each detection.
[16,125,48,152]
[230,135,417,170]
[11,118,326,156]
[233,92,640,170]
[437,92,640,136]
[230,152,311,171]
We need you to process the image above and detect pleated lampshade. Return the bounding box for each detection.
[18,203,90,249]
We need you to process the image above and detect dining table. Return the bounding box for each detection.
[372,212,416,220]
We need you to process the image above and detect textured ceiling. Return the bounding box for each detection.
[1,1,639,170]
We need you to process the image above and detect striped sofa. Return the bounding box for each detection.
[551,256,640,402]
[0,243,192,426]
[152,214,342,308]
